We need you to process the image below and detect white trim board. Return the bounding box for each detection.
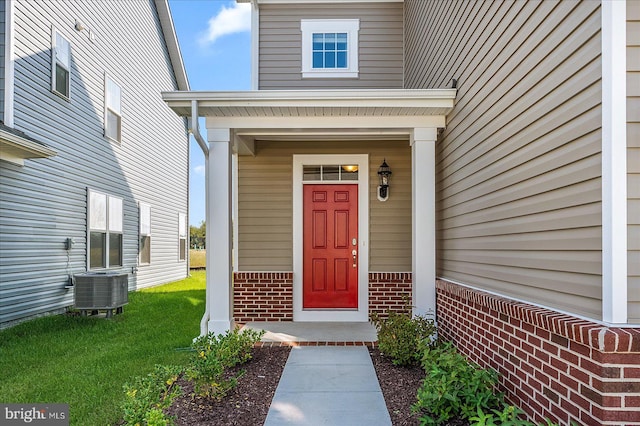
[601,0,627,324]
[292,154,369,321]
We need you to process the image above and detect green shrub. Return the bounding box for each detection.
[186,328,264,399]
[469,404,561,426]
[122,364,182,426]
[413,342,503,425]
[370,309,436,366]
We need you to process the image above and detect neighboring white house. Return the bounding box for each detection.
[0,0,190,328]
[163,0,639,424]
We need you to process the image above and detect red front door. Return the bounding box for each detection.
[303,184,358,309]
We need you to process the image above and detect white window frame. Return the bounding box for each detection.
[178,213,187,262]
[300,19,360,79]
[87,189,123,270]
[139,203,151,265]
[104,75,122,143]
[51,29,70,99]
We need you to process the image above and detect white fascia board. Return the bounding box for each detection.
[163,89,457,113]
[165,89,456,102]
[154,0,190,90]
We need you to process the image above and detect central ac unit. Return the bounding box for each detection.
[74,272,128,317]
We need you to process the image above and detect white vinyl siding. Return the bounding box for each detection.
[405,0,604,320]
[0,0,188,328]
[627,0,640,323]
[259,2,402,89]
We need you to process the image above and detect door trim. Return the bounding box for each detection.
[293,154,369,321]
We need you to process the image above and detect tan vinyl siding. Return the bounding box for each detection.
[259,2,403,89]
[405,0,604,319]
[237,141,411,271]
[628,0,640,323]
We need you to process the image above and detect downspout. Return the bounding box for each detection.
[188,100,210,336]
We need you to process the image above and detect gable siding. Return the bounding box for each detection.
[0,0,188,328]
[405,0,604,320]
[0,0,5,122]
[259,2,403,90]
[628,0,640,323]
[237,140,411,272]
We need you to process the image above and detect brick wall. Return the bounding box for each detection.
[234,272,413,322]
[369,272,412,318]
[233,272,293,322]
[436,280,640,425]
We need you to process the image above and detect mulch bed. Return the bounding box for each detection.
[166,346,291,425]
[165,345,467,426]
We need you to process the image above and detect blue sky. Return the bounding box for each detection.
[168,0,252,226]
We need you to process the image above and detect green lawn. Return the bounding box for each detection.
[0,271,206,426]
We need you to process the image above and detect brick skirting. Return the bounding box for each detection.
[436,280,640,425]
[233,272,293,322]
[368,272,413,318]
[233,272,413,322]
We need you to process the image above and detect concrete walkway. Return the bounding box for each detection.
[263,346,391,426]
[241,321,378,345]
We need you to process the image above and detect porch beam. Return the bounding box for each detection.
[206,115,446,130]
[411,128,437,318]
[206,128,234,334]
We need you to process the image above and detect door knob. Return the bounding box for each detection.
[352,250,357,268]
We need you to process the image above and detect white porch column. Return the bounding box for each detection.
[411,128,438,317]
[206,128,234,334]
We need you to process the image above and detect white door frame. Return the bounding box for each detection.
[292,154,369,321]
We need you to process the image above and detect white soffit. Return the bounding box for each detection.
[162,89,457,122]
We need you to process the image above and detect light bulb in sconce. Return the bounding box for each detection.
[75,20,85,31]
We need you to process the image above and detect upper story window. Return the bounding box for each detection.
[300,19,359,79]
[52,30,70,99]
[105,76,122,142]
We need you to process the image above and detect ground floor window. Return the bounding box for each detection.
[88,189,123,269]
[139,203,151,265]
[178,213,187,261]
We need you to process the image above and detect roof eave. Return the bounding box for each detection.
[155,0,190,91]
[162,89,457,116]
[0,128,57,166]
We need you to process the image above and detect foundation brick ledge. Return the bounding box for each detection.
[436,280,640,354]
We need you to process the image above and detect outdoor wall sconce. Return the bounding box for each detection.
[377,159,392,202]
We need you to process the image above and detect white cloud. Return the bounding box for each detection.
[199,2,251,46]
[193,165,205,176]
